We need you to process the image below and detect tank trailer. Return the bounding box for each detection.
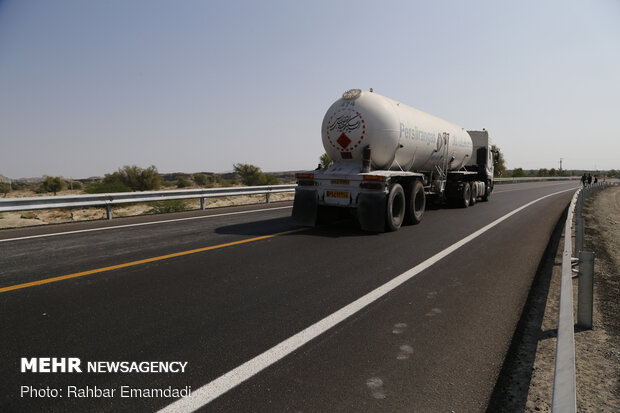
[292,89,497,232]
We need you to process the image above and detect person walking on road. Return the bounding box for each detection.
[581,173,587,187]
[587,173,593,186]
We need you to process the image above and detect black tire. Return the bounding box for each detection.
[460,182,471,208]
[405,180,425,225]
[470,182,477,206]
[386,183,405,231]
[481,181,491,202]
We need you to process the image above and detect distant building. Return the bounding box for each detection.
[0,174,12,184]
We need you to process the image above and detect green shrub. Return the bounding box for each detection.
[40,176,66,195]
[233,163,279,186]
[216,177,232,187]
[69,181,83,190]
[193,173,208,186]
[161,180,176,187]
[0,182,10,197]
[104,165,161,191]
[10,182,25,190]
[147,200,189,214]
[85,181,132,194]
[177,178,191,188]
[320,153,333,169]
[259,174,280,185]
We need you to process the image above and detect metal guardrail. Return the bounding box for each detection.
[0,177,602,220]
[494,176,580,183]
[0,184,297,220]
[551,181,614,412]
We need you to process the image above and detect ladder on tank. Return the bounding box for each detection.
[432,132,450,194]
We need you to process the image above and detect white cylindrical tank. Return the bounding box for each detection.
[321,89,473,172]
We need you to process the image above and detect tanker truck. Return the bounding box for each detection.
[292,88,497,232]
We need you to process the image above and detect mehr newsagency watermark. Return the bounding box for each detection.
[19,357,192,399]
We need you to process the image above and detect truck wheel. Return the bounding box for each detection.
[460,182,471,208]
[481,181,491,201]
[405,180,425,225]
[386,183,405,231]
[470,182,477,206]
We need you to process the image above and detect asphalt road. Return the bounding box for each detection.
[0,181,578,412]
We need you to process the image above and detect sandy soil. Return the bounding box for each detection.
[0,192,294,229]
[488,184,620,412]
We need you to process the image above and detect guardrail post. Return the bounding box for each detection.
[106,205,112,220]
[265,192,270,203]
[200,198,205,210]
[577,251,594,329]
[575,217,584,255]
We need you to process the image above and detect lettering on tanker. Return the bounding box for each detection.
[328,113,361,133]
[400,122,438,146]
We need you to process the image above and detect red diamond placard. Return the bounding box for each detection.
[337,133,352,148]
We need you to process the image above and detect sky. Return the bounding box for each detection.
[1,0,619,179]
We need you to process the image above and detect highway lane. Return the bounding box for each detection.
[0,181,578,412]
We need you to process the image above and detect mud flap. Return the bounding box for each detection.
[292,189,318,226]
[358,192,387,232]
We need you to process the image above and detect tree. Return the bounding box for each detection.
[512,168,526,177]
[193,173,208,187]
[491,145,506,177]
[0,182,10,197]
[537,168,548,177]
[549,168,557,176]
[233,163,263,186]
[41,176,66,195]
[320,153,333,169]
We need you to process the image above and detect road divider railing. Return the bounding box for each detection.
[494,176,581,183]
[0,177,601,220]
[552,180,614,412]
[0,185,297,220]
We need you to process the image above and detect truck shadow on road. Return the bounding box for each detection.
[215,216,372,238]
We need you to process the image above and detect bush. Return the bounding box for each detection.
[259,174,280,185]
[233,163,263,186]
[216,177,233,187]
[320,153,333,169]
[40,176,67,195]
[10,181,25,191]
[85,181,132,194]
[233,163,279,186]
[161,180,176,187]
[193,173,208,186]
[105,165,161,191]
[147,200,189,214]
[69,181,83,190]
[177,178,191,188]
[0,182,10,197]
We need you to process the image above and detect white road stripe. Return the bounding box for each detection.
[0,206,293,243]
[158,187,577,412]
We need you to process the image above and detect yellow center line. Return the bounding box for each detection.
[0,227,308,294]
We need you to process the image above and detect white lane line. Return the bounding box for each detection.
[158,187,577,413]
[0,206,293,243]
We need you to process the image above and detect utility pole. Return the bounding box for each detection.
[559,158,563,174]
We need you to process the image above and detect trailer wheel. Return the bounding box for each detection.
[460,182,471,208]
[386,183,405,231]
[405,180,425,225]
[470,182,477,206]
